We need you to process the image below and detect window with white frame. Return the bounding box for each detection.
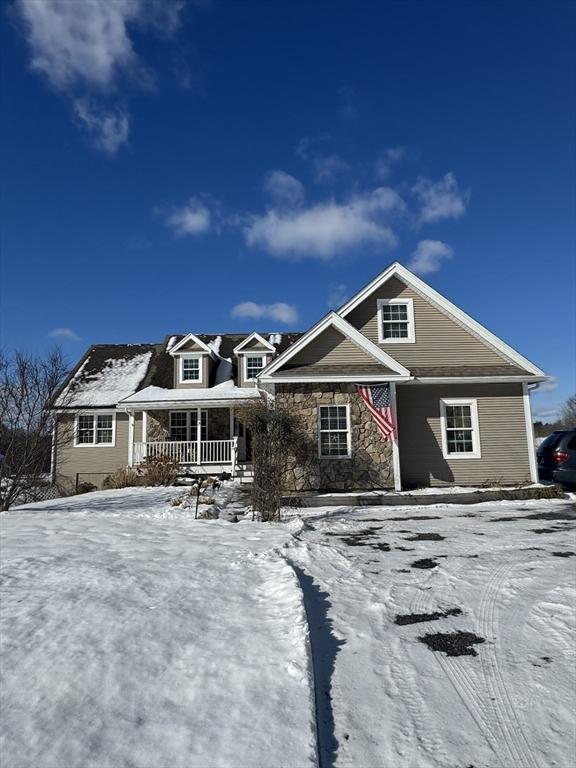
[75,413,115,445]
[440,399,481,459]
[318,405,351,458]
[180,356,201,382]
[378,298,415,343]
[169,411,208,441]
[245,355,265,380]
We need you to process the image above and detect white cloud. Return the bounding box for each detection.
[295,137,349,183]
[49,327,80,342]
[375,146,406,179]
[74,99,130,155]
[231,302,299,325]
[15,0,185,153]
[408,239,454,274]
[533,405,561,423]
[326,283,348,309]
[412,172,469,223]
[244,187,402,259]
[263,170,305,208]
[537,377,558,393]
[165,198,212,237]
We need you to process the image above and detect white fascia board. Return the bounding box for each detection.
[406,375,548,384]
[169,333,213,356]
[233,332,276,354]
[338,261,546,377]
[258,312,410,378]
[259,374,411,384]
[117,398,258,411]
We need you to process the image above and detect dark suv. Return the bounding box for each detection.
[537,429,576,489]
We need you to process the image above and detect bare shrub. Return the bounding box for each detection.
[138,455,179,486]
[103,467,141,489]
[237,400,301,522]
[76,481,97,494]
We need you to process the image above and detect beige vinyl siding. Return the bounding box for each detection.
[239,337,272,351]
[397,383,531,487]
[238,353,270,387]
[173,355,211,389]
[346,276,514,368]
[56,412,130,489]
[278,326,393,370]
[134,411,143,442]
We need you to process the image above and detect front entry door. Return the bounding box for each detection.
[234,418,247,462]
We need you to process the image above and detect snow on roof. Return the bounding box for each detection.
[208,336,222,355]
[268,334,282,346]
[165,336,179,352]
[62,352,153,407]
[119,384,261,405]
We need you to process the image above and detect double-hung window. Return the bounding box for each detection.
[169,411,208,441]
[75,413,115,445]
[180,356,201,382]
[318,405,351,458]
[378,298,415,343]
[440,399,481,459]
[245,355,265,381]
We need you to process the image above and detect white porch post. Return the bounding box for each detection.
[522,383,538,483]
[229,407,234,440]
[128,411,135,467]
[390,382,402,491]
[196,406,201,464]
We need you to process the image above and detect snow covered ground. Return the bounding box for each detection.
[1,486,575,768]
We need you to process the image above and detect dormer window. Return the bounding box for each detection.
[245,355,265,381]
[377,298,415,343]
[180,355,202,383]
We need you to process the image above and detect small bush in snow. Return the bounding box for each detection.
[103,467,141,489]
[76,481,97,494]
[138,455,179,486]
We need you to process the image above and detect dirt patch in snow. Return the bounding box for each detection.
[551,551,576,557]
[418,631,485,657]
[404,532,446,541]
[395,608,462,625]
[387,515,441,521]
[411,558,438,569]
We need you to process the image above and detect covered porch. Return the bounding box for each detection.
[118,386,260,477]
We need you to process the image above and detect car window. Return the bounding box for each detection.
[566,436,576,450]
[539,432,561,449]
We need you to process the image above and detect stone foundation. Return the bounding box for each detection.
[276,384,394,492]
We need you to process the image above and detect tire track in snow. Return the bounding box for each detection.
[477,563,541,768]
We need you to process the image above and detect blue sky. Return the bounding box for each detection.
[1,0,574,420]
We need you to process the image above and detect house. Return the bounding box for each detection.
[52,262,546,492]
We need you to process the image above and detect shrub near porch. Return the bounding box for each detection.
[276,383,393,492]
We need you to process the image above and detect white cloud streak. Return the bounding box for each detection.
[408,239,454,274]
[296,137,349,183]
[326,283,348,309]
[165,198,212,236]
[231,302,299,325]
[412,172,469,223]
[15,0,185,154]
[49,327,81,342]
[263,170,305,209]
[244,186,403,259]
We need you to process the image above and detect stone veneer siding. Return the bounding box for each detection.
[275,384,393,492]
[146,409,230,441]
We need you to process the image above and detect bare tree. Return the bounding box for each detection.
[237,399,302,522]
[559,394,576,427]
[0,348,71,510]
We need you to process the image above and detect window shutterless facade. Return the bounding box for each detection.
[245,355,265,380]
[318,404,351,458]
[75,412,116,446]
[439,398,481,459]
[179,356,202,383]
[169,411,208,441]
[377,298,415,343]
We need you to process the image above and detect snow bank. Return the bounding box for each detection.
[0,488,316,768]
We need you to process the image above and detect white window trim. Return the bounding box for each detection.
[377,297,415,344]
[318,403,352,459]
[74,411,117,447]
[439,398,481,460]
[244,354,267,382]
[179,355,203,384]
[169,410,208,441]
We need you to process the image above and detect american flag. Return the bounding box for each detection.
[356,384,396,440]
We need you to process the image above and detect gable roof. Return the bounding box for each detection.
[168,333,214,355]
[338,262,545,377]
[233,332,276,354]
[259,313,411,381]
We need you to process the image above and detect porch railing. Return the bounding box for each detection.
[133,439,237,468]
